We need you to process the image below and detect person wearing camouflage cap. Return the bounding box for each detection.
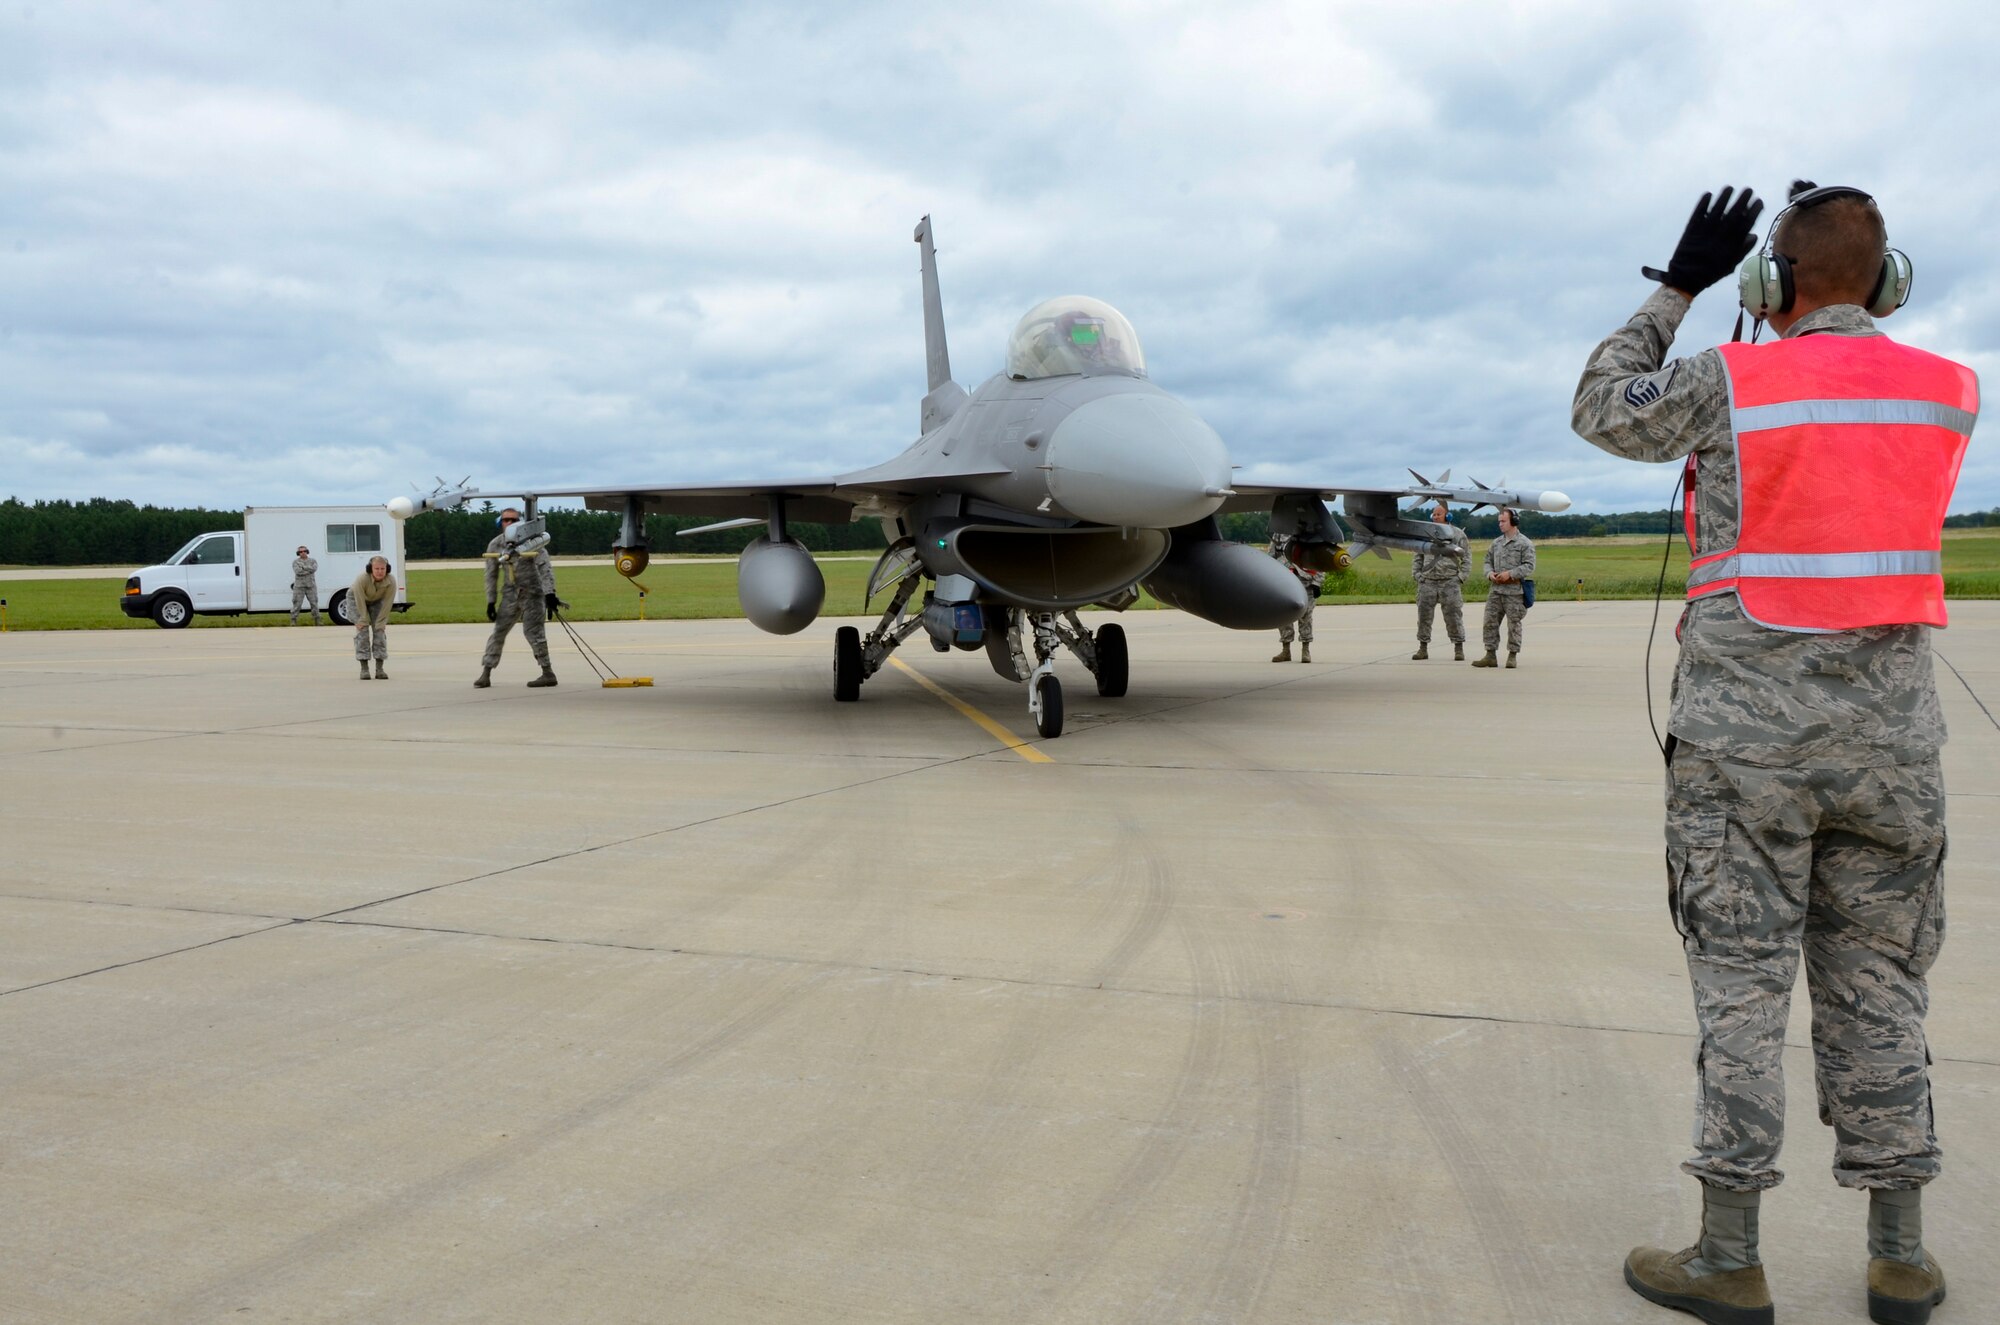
[289,545,320,625]
[1574,182,1975,1325]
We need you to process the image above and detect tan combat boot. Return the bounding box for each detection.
[1411,643,1429,660]
[358,661,371,681]
[473,667,492,689]
[1299,642,1311,663]
[1505,652,1517,669]
[1869,1255,1945,1324]
[373,661,387,680]
[1453,642,1464,661]
[1470,651,1498,668]
[1271,643,1291,663]
[1868,1189,1945,1324]
[1624,1185,1773,1325]
[527,667,558,688]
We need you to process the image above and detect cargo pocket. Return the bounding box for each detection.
[1666,810,1730,951]
[1906,832,1947,978]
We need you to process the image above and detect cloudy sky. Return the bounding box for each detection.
[3,0,1995,517]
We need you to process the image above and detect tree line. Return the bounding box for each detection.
[4,495,1995,567]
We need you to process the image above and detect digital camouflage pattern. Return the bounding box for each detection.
[1269,535,1323,645]
[1413,525,1468,645]
[1668,750,1944,1191]
[348,568,393,662]
[1571,290,1945,768]
[1575,288,1954,1196]
[1480,530,1535,654]
[482,531,558,670]
[290,554,319,624]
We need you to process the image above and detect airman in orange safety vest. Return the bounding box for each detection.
[1573,182,1976,1325]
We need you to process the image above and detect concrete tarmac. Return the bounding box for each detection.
[2,602,1995,1324]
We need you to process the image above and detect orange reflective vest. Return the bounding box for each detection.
[1684,332,1977,632]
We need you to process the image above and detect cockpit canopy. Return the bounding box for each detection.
[1005,295,1146,380]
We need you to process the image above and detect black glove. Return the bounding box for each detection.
[1788,178,1819,201]
[1641,186,1763,296]
[485,600,496,621]
[1308,585,1322,599]
[544,592,559,616]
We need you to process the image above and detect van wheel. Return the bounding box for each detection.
[329,591,354,626]
[152,595,191,629]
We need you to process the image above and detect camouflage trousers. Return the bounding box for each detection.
[1415,581,1464,644]
[1277,598,1314,645]
[291,587,319,624]
[352,623,388,662]
[1482,591,1525,654]
[1666,748,1946,1192]
[482,587,551,670]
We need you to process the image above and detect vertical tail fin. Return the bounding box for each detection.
[916,215,951,392]
[914,216,967,433]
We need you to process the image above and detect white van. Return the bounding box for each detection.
[120,505,411,628]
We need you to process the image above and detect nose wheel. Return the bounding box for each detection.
[1030,667,1064,739]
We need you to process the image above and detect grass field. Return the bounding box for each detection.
[4,529,1997,631]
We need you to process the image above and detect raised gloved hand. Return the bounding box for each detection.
[544,592,560,615]
[1641,186,1763,296]
[1788,178,1819,201]
[485,600,496,621]
[1308,584,1323,599]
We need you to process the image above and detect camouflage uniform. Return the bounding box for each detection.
[1573,289,1950,1192]
[1412,526,1469,645]
[1480,531,1535,655]
[348,569,394,663]
[289,554,319,624]
[482,532,557,671]
[1268,535,1326,645]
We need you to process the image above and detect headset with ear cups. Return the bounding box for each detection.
[1737,184,1914,322]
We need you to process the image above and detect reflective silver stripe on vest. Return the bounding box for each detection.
[1687,550,1941,585]
[1732,398,1978,434]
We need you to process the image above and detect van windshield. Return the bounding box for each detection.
[162,535,205,565]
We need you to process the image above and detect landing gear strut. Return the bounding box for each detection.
[1007,608,1132,738]
[833,573,925,702]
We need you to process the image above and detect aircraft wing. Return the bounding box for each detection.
[446,479,865,526]
[1217,479,1571,558]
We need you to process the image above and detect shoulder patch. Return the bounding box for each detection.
[1622,361,1680,408]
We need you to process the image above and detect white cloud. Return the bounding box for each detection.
[0,0,1993,517]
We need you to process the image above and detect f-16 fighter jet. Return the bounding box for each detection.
[394,217,1568,739]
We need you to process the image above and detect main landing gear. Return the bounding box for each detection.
[831,583,1129,742]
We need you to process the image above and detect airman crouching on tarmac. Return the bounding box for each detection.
[1268,533,1325,663]
[349,556,395,679]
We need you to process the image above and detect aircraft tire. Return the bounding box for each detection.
[1094,623,1128,698]
[152,594,191,629]
[834,626,862,702]
[1034,673,1064,739]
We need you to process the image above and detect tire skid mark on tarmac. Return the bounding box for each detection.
[1373,1031,1544,1325]
[366,893,928,1322]
[164,956,836,1319]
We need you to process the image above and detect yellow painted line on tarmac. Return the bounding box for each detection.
[889,658,1053,764]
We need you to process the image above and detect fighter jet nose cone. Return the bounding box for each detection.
[1046,392,1232,528]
